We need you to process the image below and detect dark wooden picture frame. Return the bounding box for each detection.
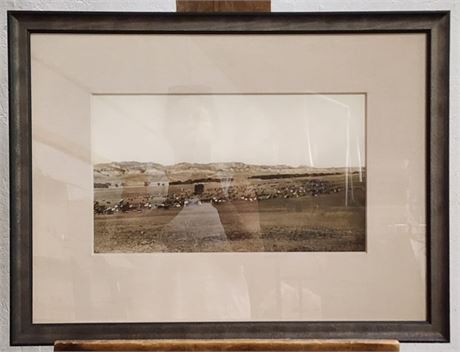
[8,11,450,345]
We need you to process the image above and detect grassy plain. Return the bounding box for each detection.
[94,172,365,253]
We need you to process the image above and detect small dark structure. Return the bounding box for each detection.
[194,183,204,195]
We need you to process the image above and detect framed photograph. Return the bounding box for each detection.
[9,11,449,345]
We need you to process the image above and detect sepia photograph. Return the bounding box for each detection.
[92,94,366,253]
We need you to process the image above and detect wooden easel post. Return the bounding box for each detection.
[176,0,271,12]
[54,339,400,351]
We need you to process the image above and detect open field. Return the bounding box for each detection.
[94,162,365,253]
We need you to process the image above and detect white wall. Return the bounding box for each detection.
[0,0,457,351]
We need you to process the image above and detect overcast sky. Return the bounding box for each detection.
[91,94,365,168]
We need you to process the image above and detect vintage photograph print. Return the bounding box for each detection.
[92,94,366,253]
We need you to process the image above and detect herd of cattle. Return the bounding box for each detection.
[94,177,345,215]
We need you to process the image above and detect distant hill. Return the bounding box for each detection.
[94,161,363,187]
